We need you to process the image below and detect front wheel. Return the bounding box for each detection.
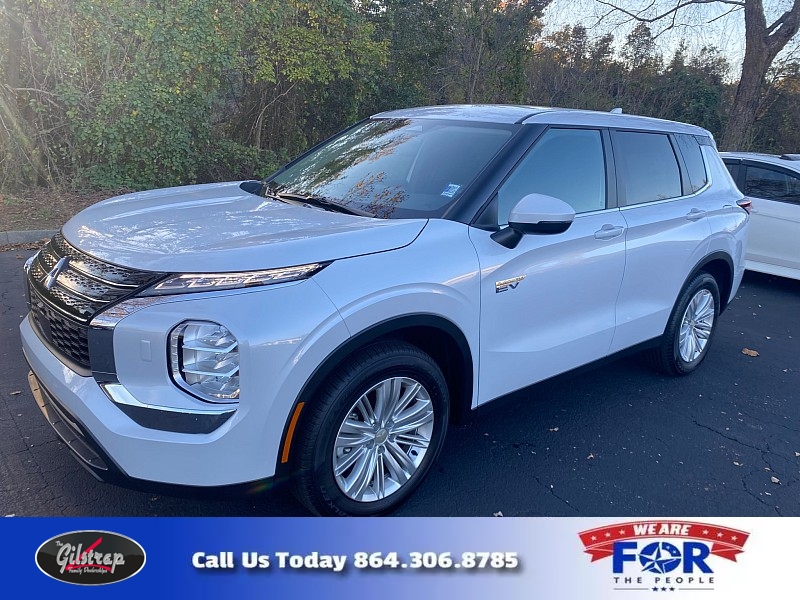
[645,272,720,376]
[292,341,449,516]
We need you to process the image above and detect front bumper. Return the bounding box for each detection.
[27,369,110,476]
[25,368,282,496]
[19,277,350,487]
[22,315,254,486]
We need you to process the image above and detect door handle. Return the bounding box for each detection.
[686,208,706,221]
[594,224,624,240]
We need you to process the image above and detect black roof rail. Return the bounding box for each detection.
[779,154,800,161]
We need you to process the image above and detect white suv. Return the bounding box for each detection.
[21,105,749,515]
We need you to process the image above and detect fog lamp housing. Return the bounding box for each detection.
[170,321,239,403]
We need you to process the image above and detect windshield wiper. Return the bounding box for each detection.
[267,191,375,218]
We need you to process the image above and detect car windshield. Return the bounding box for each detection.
[268,118,515,219]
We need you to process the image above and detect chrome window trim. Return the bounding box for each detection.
[619,178,713,211]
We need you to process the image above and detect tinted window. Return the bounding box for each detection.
[270,119,513,219]
[496,128,606,225]
[745,166,800,204]
[615,131,682,205]
[675,134,708,193]
[723,160,740,182]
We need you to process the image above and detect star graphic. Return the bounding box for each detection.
[669,588,675,592]
[661,587,667,592]
[591,535,597,541]
[639,542,682,574]
[652,587,659,592]
[619,529,626,535]
[731,535,738,541]
[702,529,709,535]
[717,532,724,538]
[605,532,612,538]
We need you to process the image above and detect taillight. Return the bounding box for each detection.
[737,198,752,214]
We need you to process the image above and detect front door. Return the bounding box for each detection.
[469,127,626,404]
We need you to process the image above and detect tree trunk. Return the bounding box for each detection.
[4,0,23,95]
[720,41,770,150]
[720,0,800,150]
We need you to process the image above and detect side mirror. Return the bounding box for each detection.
[491,193,576,249]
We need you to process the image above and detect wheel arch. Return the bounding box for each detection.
[275,314,474,476]
[688,251,734,313]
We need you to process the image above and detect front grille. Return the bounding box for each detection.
[27,232,164,370]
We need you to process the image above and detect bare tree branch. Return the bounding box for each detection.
[595,0,745,26]
[594,0,800,149]
[707,4,743,24]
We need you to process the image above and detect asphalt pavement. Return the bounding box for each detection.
[1,248,798,516]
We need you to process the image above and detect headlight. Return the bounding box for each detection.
[170,321,240,403]
[144,263,328,295]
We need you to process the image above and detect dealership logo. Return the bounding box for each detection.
[36,531,146,585]
[578,521,749,593]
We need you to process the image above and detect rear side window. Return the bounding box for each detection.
[615,131,682,205]
[675,134,708,193]
[496,128,606,225]
[745,165,800,204]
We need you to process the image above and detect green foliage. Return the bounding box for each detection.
[2,1,800,193]
[2,0,385,190]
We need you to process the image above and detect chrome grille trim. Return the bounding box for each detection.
[26,231,166,370]
[50,232,153,287]
[29,232,163,325]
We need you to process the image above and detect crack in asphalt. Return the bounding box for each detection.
[740,469,783,516]
[736,407,800,435]
[690,417,767,454]
[531,473,579,513]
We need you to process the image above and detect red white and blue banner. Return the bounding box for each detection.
[0,517,791,598]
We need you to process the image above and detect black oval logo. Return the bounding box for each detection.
[35,530,146,585]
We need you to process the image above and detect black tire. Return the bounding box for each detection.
[645,272,720,376]
[292,340,449,516]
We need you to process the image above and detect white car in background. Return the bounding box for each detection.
[721,152,800,280]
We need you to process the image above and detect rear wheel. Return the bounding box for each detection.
[292,341,449,516]
[646,272,720,376]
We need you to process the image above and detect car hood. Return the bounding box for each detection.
[61,182,427,272]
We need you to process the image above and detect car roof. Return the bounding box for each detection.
[371,104,713,136]
[720,152,800,171]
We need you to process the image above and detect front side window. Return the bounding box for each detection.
[269,118,514,219]
[495,128,606,226]
[745,165,800,204]
[615,131,682,205]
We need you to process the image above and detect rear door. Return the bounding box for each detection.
[740,162,800,273]
[610,130,713,353]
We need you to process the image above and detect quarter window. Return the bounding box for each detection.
[496,128,606,226]
[745,166,800,204]
[615,131,682,205]
[675,135,708,194]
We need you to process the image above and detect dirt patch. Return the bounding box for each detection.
[0,239,51,252]
[0,188,128,233]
